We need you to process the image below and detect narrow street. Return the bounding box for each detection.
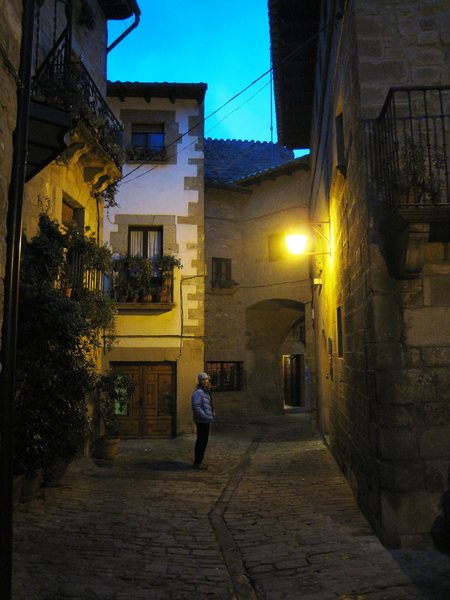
[13,412,450,600]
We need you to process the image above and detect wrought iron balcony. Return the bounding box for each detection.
[58,248,108,299]
[365,86,450,217]
[110,256,174,305]
[31,27,123,168]
[126,145,167,163]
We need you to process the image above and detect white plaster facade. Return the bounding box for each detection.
[105,84,207,436]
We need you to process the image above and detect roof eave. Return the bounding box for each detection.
[268,0,320,149]
[100,0,141,20]
[107,81,208,103]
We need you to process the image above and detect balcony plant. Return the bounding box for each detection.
[153,254,183,302]
[211,278,239,289]
[93,370,135,459]
[126,145,167,163]
[111,254,164,303]
[153,253,183,274]
[398,138,444,206]
[15,214,117,488]
[60,223,112,298]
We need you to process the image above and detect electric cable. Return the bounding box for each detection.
[118,78,273,190]
[115,12,341,186]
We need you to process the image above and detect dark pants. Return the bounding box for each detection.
[194,422,210,465]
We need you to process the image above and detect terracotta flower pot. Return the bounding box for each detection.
[93,436,120,459]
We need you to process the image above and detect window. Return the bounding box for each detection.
[128,226,162,260]
[336,306,344,358]
[129,124,165,161]
[206,362,243,391]
[62,199,84,229]
[211,257,232,287]
[132,124,164,151]
[268,233,289,262]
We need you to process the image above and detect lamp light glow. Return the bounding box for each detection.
[286,233,308,255]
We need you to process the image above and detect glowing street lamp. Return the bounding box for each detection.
[285,221,332,257]
[285,233,308,255]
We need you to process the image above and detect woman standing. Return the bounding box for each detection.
[191,373,215,469]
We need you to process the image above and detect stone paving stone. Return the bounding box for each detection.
[12,413,450,599]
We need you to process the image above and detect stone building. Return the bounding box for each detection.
[1,1,140,594]
[269,0,450,546]
[105,81,207,437]
[204,139,313,418]
[0,0,22,342]
[23,0,140,240]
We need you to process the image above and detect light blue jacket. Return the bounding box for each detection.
[192,387,215,424]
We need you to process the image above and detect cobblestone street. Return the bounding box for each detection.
[13,412,450,599]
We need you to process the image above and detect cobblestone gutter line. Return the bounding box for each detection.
[209,425,266,600]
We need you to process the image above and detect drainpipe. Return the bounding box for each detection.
[107,2,141,54]
[0,1,35,597]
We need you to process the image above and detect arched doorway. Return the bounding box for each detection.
[245,299,306,414]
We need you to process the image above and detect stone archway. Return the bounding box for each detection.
[245,298,305,414]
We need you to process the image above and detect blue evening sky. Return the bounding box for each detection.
[107,1,307,154]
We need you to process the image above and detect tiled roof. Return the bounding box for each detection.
[204,138,295,184]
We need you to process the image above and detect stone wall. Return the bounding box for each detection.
[105,94,206,435]
[0,0,22,348]
[356,0,450,546]
[205,166,312,418]
[310,0,450,547]
[356,0,450,118]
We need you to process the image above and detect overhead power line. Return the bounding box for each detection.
[116,10,344,187]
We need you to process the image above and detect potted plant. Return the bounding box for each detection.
[93,370,135,459]
[153,254,183,302]
[135,256,156,302]
[398,138,444,206]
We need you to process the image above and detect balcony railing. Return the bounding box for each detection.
[32,27,123,167]
[110,257,174,304]
[126,145,167,163]
[58,252,105,298]
[365,86,450,213]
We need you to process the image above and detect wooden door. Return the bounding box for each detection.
[111,362,175,438]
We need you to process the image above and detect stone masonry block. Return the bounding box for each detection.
[358,39,383,59]
[371,294,401,343]
[417,31,440,45]
[376,405,413,427]
[404,307,450,346]
[381,490,441,535]
[413,49,446,66]
[378,428,418,460]
[376,370,436,405]
[359,61,407,84]
[423,276,450,306]
[419,401,450,427]
[379,460,425,492]
[421,347,450,368]
[419,426,450,459]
